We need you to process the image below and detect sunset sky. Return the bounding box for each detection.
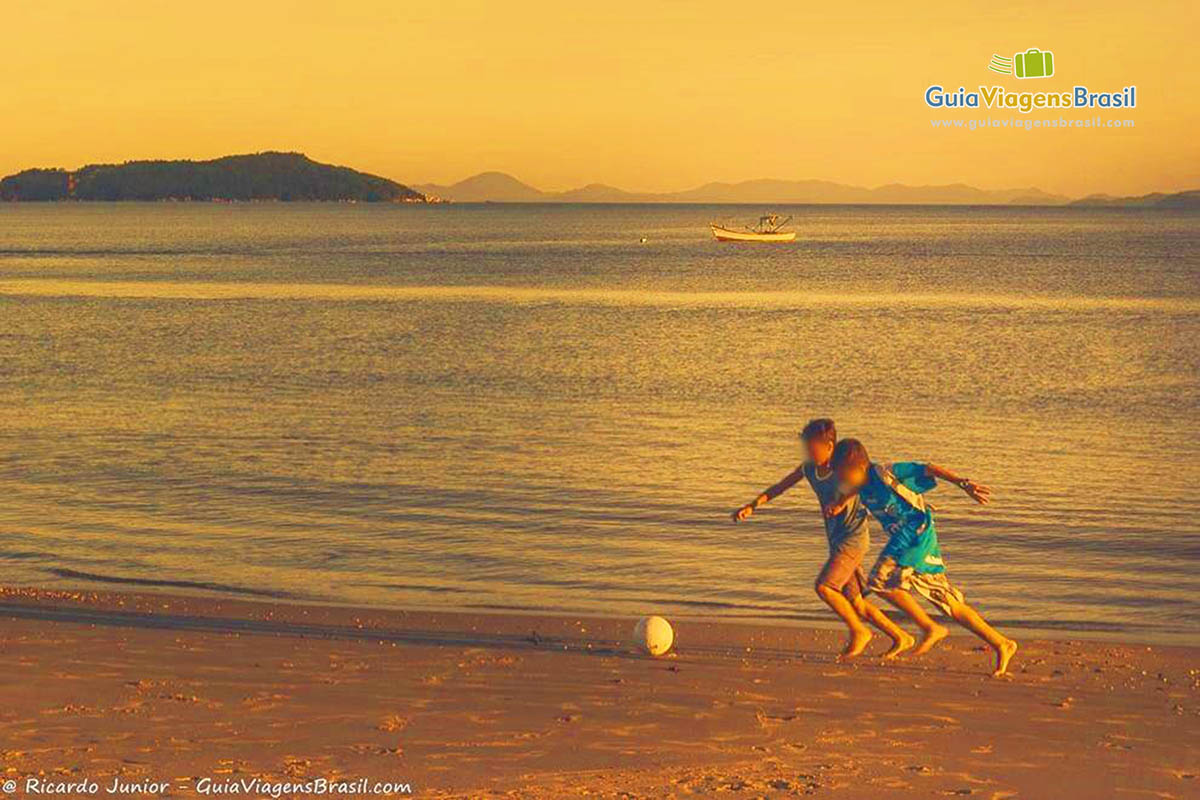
[4,0,1197,196]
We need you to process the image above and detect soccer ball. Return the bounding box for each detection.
[633,616,674,656]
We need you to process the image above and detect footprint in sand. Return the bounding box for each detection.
[348,744,402,757]
[377,714,408,732]
[242,692,289,712]
[1099,734,1135,751]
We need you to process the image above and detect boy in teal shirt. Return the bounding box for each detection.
[733,419,914,659]
[826,438,1018,676]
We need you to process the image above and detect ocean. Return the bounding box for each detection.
[1,202,1197,643]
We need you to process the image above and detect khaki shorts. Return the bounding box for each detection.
[817,549,867,601]
[868,555,964,616]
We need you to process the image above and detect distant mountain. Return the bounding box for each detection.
[554,183,643,202]
[663,178,867,204]
[1069,189,1200,208]
[414,171,1072,205]
[415,171,544,202]
[0,152,427,202]
[868,183,1069,205]
[1158,191,1200,208]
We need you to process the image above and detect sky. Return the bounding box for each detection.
[3,0,1198,197]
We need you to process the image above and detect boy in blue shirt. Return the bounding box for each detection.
[825,438,1018,677]
[733,419,914,660]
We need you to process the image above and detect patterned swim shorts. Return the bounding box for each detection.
[867,556,965,616]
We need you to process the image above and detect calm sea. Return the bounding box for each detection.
[1,203,1197,643]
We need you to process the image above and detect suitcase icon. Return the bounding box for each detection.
[1014,48,1054,79]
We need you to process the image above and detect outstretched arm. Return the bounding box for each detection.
[925,463,992,505]
[732,466,805,522]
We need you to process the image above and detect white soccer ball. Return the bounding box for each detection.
[633,615,674,656]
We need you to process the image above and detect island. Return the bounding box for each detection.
[0,152,429,203]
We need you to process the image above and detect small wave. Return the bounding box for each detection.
[1,279,1196,312]
[359,581,473,595]
[0,248,255,257]
[607,595,792,614]
[46,567,296,600]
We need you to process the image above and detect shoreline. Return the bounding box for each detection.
[5,583,1195,649]
[1,585,1197,797]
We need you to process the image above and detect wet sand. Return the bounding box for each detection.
[0,587,1196,798]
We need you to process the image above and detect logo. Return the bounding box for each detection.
[989,49,1055,79]
[924,48,1135,113]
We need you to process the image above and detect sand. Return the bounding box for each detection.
[0,587,1196,799]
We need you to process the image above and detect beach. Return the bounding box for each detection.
[1,204,1198,797]
[1,587,1196,798]
[4,1,1197,797]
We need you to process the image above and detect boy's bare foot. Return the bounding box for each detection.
[883,631,916,660]
[992,638,1018,677]
[840,628,873,659]
[913,624,949,656]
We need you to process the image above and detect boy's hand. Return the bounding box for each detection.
[732,504,755,522]
[960,479,993,505]
[823,500,847,518]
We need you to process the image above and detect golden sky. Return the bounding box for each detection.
[4,0,1197,196]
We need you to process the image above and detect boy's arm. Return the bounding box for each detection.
[924,463,992,505]
[822,493,851,519]
[732,466,805,522]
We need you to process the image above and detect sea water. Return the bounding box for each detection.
[1,202,1197,642]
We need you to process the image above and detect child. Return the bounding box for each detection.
[825,438,1018,676]
[733,419,914,659]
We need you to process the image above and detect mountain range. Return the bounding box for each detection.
[3,154,1194,207]
[416,172,1075,205]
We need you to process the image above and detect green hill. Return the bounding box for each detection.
[0,152,426,202]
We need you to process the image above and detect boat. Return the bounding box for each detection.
[710,214,795,242]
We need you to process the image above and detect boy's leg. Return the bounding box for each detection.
[942,598,1019,677]
[876,588,949,654]
[904,570,1019,677]
[852,593,915,659]
[841,562,914,658]
[814,552,872,657]
[868,557,948,655]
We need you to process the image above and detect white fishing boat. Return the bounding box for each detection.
[710,214,795,242]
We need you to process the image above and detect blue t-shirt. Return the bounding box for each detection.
[857,462,945,573]
[802,462,870,555]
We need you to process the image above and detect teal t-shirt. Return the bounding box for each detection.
[857,462,944,573]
